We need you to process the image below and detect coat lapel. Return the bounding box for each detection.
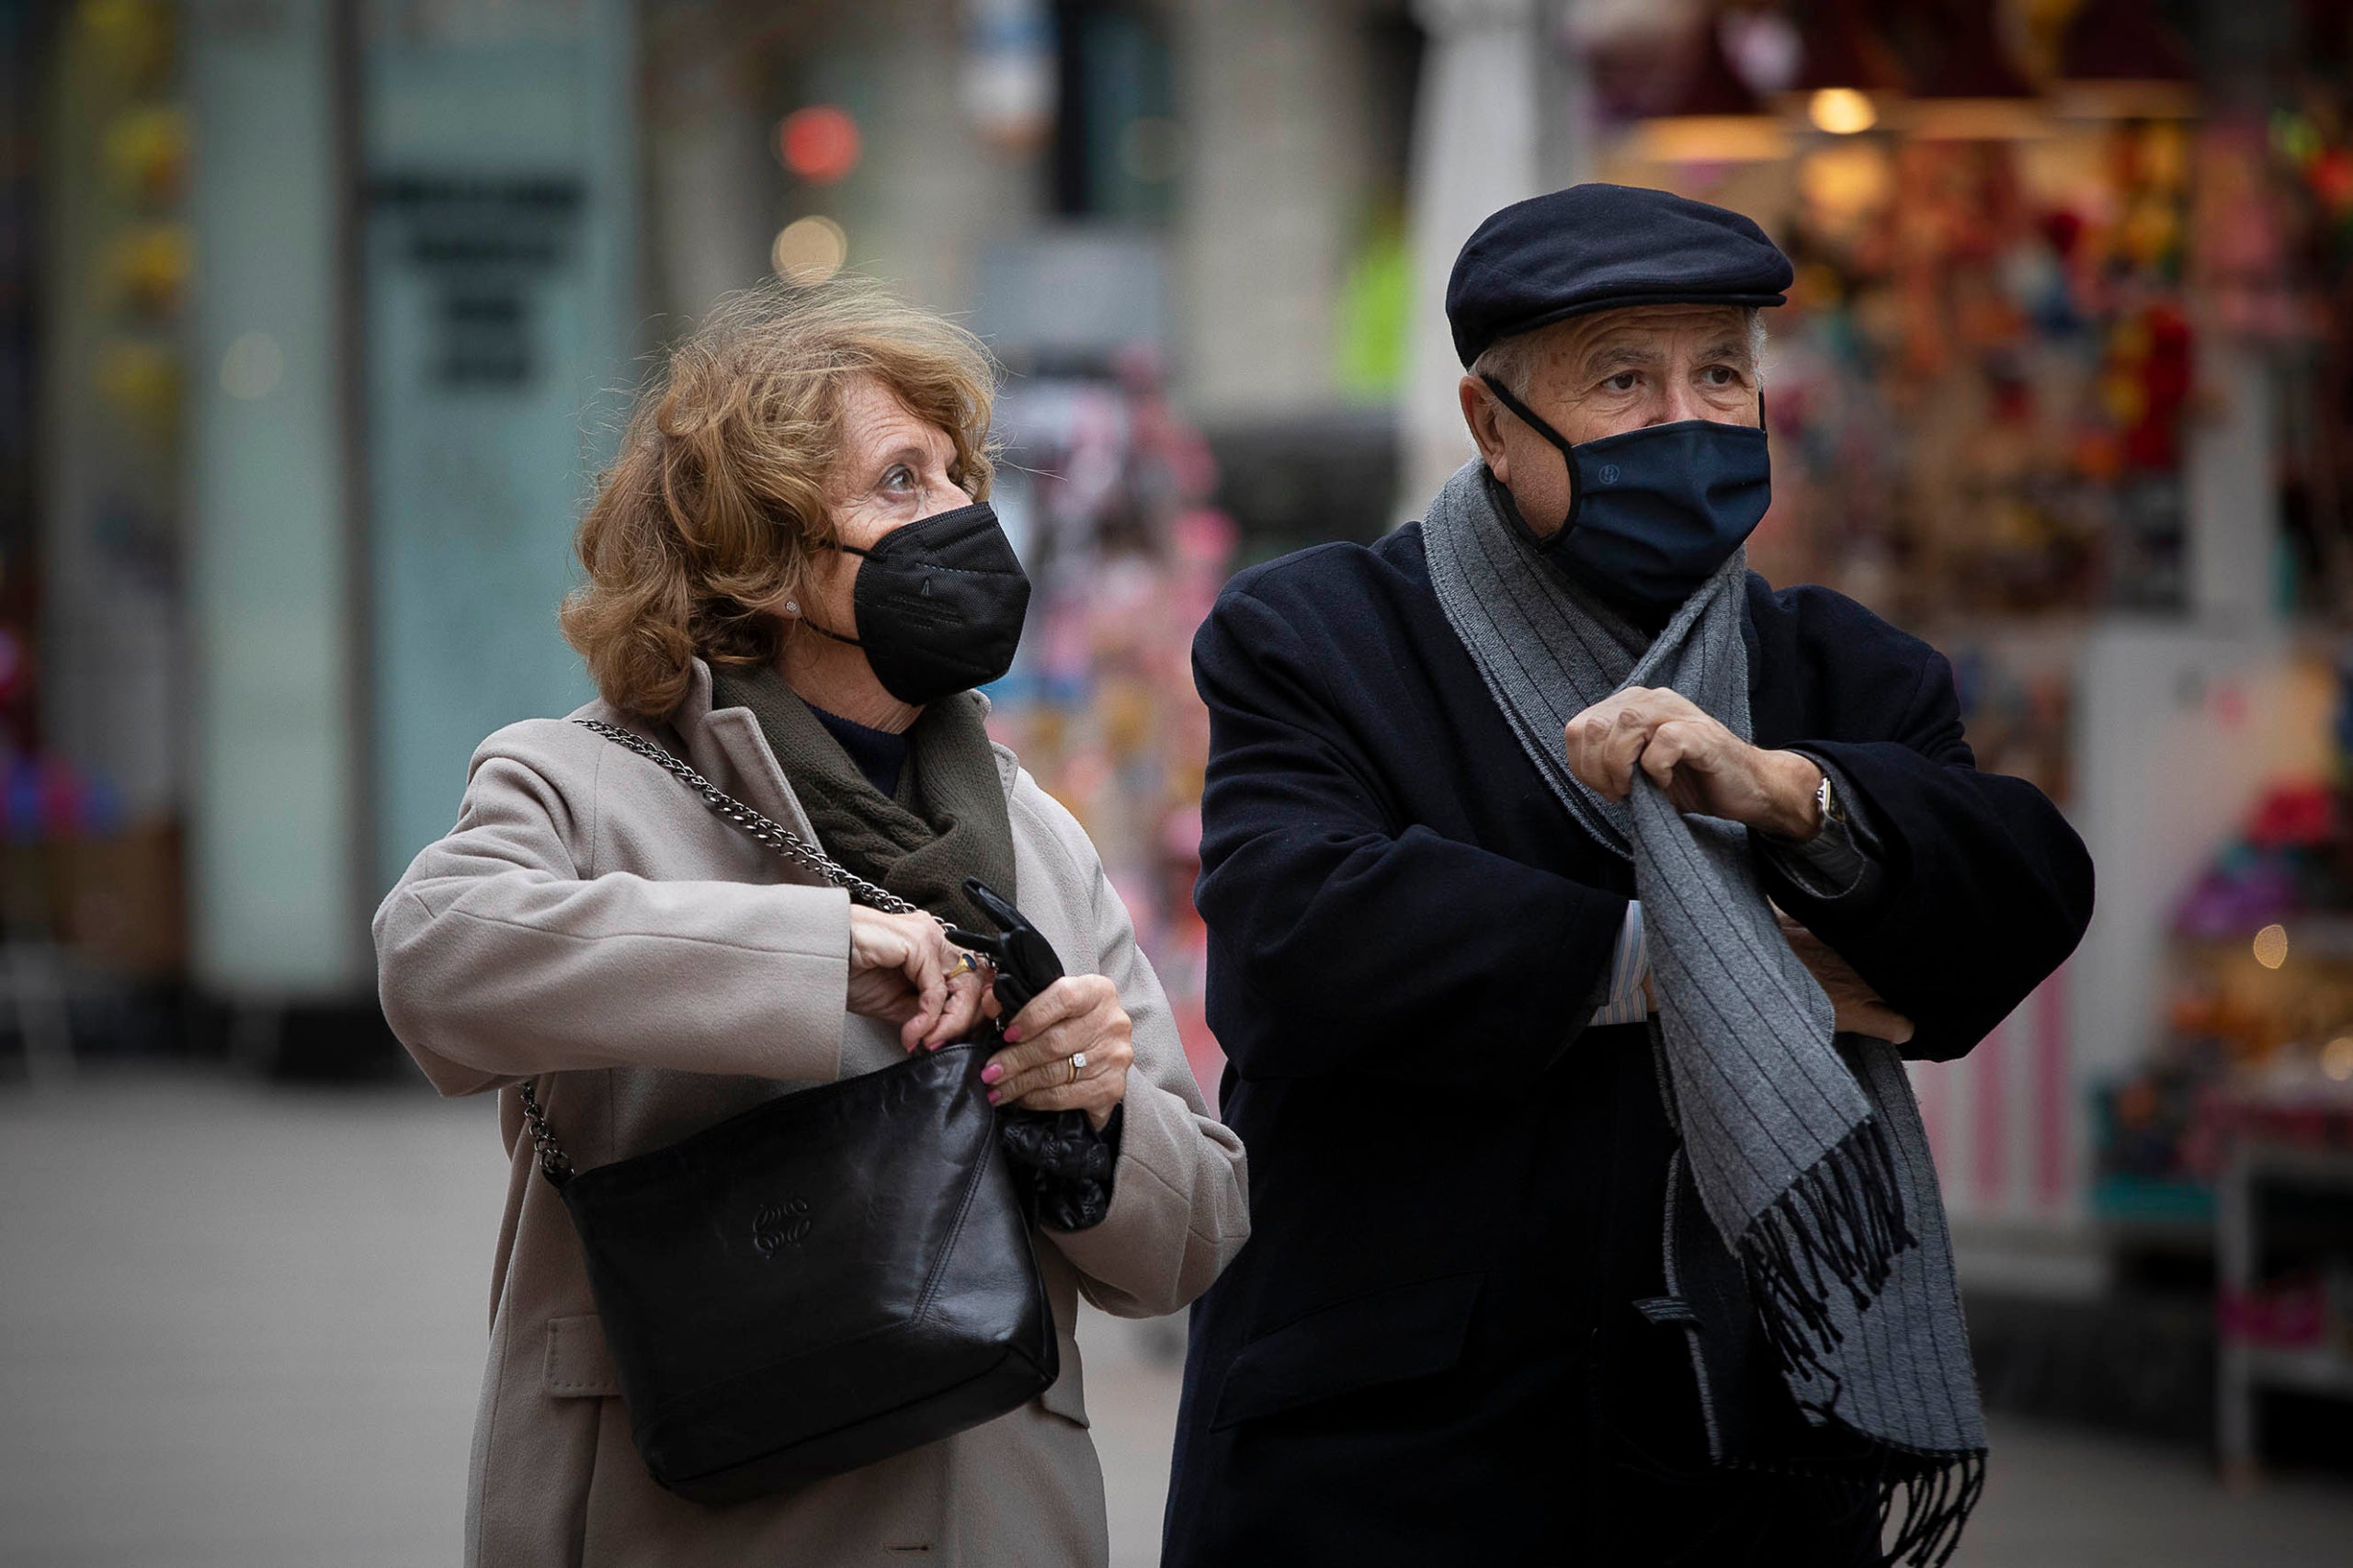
[667,659,826,858]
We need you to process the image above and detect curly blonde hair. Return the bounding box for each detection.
[561,275,998,718]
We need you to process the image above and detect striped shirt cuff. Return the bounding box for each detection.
[1590,900,1650,1026]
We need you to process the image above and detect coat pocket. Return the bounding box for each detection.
[543,1313,621,1399]
[1210,1271,1483,1431]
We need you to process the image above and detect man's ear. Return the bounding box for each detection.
[1459,375,1509,484]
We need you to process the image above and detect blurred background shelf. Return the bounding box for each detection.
[2217,1135,2353,1479]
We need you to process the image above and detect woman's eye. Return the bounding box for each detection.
[881,464,915,492]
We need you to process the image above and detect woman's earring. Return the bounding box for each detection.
[783,599,801,617]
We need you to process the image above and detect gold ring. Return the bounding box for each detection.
[946,952,977,981]
[1066,1054,1084,1085]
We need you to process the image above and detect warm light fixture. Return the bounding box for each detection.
[1637,15,1790,164]
[2054,0,2199,120]
[1809,87,1877,134]
[1790,0,1906,94]
[1778,0,1904,138]
[1901,0,2050,141]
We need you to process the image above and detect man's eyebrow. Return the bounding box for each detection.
[1696,336,1754,364]
[1577,340,1668,375]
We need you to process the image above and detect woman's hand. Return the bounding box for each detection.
[1775,912,1915,1045]
[847,906,988,1054]
[981,975,1133,1131]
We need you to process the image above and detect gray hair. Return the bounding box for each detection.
[1471,305,1768,400]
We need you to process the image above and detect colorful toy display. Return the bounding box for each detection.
[985,356,1239,1103]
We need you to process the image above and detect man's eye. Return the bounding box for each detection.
[1702,366,1740,387]
[1605,372,1640,392]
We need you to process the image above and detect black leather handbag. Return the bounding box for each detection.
[514,719,1072,1506]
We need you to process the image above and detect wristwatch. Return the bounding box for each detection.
[1815,769,1845,834]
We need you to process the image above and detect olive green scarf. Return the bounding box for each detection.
[710,665,1016,934]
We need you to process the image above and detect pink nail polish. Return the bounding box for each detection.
[981,1063,1004,1084]
[986,1089,1001,1105]
[1005,1027,1024,1043]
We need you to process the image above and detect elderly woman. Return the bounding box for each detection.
[374,276,1248,1567]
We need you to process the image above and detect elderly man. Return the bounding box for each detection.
[1165,185,2093,1565]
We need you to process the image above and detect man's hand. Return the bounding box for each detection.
[1776,911,1915,1044]
[1564,687,1823,839]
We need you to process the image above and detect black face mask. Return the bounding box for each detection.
[807,501,1032,707]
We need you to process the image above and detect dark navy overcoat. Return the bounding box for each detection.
[1165,524,2093,1564]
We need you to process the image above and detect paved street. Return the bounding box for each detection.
[4,1075,2350,1567]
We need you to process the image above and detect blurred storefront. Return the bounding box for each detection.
[1555,0,2353,1464]
[9,0,2353,1466]
[19,0,638,1067]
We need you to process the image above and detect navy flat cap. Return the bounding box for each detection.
[1446,184,1793,367]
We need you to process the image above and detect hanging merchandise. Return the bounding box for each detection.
[984,353,1238,1105]
[1773,119,2198,618]
[1587,4,2226,628]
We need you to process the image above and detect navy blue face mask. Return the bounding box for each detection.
[1480,375,1770,614]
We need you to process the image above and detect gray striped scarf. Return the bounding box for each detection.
[1421,460,1984,1565]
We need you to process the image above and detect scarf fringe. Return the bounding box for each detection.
[1738,1114,1918,1383]
[1877,1448,1986,1567]
[1721,1441,1984,1568]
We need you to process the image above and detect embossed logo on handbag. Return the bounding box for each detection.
[753,1199,813,1256]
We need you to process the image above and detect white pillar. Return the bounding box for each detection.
[1170,0,1374,419]
[642,43,775,327]
[359,0,641,894]
[1397,0,1543,517]
[2067,626,2298,1101]
[842,0,1040,315]
[186,0,361,995]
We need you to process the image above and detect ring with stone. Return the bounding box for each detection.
[946,952,977,981]
[1068,1051,1088,1085]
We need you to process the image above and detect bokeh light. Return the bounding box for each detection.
[1809,88,1878,136]
[777,106,861,185]
[770,216,848,285]
[2254,923,2290,970]
[219,330,283,401]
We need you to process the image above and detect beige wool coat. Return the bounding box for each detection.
[373,660,1250,1568]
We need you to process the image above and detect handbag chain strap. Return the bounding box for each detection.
[514,716,948,1186]
[573,717,925,915]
